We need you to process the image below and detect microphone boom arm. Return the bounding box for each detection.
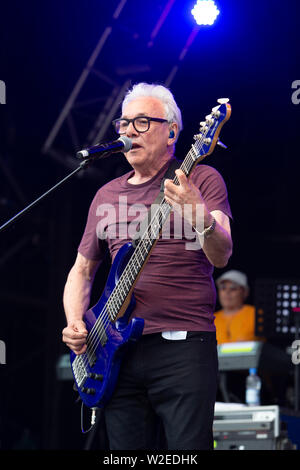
[0,159,89,233]
[0,137,132,233]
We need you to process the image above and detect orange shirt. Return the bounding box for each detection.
[214,305,261,345]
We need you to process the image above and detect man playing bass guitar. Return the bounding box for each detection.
[62,82,233,450]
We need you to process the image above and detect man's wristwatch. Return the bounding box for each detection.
[194,217,216,238]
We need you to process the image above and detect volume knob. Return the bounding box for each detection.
[82,386,96,395]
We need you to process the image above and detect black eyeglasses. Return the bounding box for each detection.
[112,116,168,134]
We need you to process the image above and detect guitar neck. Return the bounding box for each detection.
[96,101,231,323]
[107,152,202,322]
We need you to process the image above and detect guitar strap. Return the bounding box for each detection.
[132,158,182,247]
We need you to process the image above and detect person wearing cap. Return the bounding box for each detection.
[62,83,233,450]
[215,270,294,406]
[214,270,260,344]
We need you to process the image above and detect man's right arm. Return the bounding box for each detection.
[62,252,101,355]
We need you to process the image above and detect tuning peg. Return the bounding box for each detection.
[211,106,221,118]
[199,124,208,132]
[217,140,227,149]
[217,98,229,104]
[205,114,214,125]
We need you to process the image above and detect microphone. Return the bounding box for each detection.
[76,136,132,159]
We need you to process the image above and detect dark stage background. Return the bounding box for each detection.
[0,0,299,450]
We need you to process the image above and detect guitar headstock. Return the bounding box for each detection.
[192,98,231,163]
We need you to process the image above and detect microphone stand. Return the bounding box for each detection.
[0,154,108,234]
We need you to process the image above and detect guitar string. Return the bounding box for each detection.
[74,157,192,370]
[75,129,210,372]
[74,195,172,371]
[81,151,198,363]
[74,138,207,372]
[79,148,200,368]
[74,120,214,372]
[78,184,178,367]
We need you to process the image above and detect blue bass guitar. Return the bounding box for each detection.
[70,100,231,408]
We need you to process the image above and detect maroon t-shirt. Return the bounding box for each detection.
[78,160,232,334]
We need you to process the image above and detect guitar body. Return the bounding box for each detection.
[70,242,144,408]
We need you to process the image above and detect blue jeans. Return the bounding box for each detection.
[104,331,218,450]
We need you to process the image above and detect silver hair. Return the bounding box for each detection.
[121,82,183,141]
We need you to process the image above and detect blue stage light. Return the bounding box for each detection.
[191,0,220,26]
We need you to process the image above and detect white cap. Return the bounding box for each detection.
[216,270,249,289]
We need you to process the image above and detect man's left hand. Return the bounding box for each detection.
[164,169,211,228]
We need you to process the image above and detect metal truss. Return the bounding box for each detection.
[41,0,199,183]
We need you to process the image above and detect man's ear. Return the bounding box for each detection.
[168,123,178,142]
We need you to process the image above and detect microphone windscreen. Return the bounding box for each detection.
[118,136,132,152]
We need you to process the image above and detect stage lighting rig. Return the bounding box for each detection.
[191,0,220,26]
